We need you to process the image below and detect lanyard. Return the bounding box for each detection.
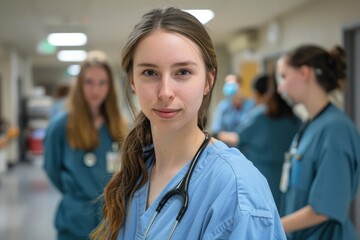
[280,102,331,193]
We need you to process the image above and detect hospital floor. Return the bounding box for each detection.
[0,157,61,240]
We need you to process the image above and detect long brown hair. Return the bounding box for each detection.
[67,50,127,151]
[91,7,218,240]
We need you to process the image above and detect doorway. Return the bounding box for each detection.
[344,21,360,236]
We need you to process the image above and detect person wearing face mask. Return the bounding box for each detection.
[277,45,360,240]
[211,74,255,144]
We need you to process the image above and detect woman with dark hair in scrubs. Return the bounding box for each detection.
[277,45,360,240]
[236,74,301,209]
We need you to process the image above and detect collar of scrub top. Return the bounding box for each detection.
[142,131,211,240]
[289,102,332,159]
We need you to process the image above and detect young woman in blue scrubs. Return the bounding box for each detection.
[92,7,286,240]
[277,45,360,240]
[44,51,127,240]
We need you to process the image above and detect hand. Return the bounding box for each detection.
[217,131,239,147]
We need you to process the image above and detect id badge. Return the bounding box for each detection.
[106,151,120,173]
[280,153,291,193]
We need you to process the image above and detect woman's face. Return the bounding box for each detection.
[276,57,305,105]
[82,65,110,110]
[131,30,213,132]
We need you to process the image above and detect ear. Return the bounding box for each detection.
[299,65,312,80]
[204,70,215,95]
[130,77,136,94]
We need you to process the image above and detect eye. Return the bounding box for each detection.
[143,70,157,77]
[99,79,108,86]
[84,78,93,85]
[177,69,191,76]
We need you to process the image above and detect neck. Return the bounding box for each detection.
[151,126,205,173]
[303,90,329,120]
[89,107,104,129]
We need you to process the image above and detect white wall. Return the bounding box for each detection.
[0,46,34,164]
[231,0,360,70]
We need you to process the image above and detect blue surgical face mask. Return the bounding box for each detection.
[223,82,238,97]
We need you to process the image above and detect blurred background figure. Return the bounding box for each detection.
[282,45,347,121]
[50,84,71,118]
[43,50,128,240]
[217,74,301,208]
[212,74,255,145]
[236,74,300,209]
[277,45,360,240]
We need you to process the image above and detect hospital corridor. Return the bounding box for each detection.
[0,158,60,240]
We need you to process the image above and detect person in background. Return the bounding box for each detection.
[236,74,300,209]
[50,84,71,118]
[284,45,347,121]
[212,74,255,145]
[277,44,360,240]
[43,50,128,240]
[91,7,285,240]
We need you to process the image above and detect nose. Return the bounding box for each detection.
[158,75,174,100]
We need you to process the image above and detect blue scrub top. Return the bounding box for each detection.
[282,104,360,240]
[118,140,286,239]
[236,108,301,209]
[211,98,255,134]
[43,112,115,239]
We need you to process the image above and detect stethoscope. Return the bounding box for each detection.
[142,131,211,240]
[83,142,119,167]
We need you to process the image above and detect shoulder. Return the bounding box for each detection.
[319,105,358,135]
[203,140,276,217]
[46,112,68,136]
[217,98,231,109]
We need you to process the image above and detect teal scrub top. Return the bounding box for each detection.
[282,104,360,240]
[118,141,286,239]
[211,98,255,134]
[43,112,115,239]
[236,107,301,209]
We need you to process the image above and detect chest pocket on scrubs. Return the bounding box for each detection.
[290,152,315,191]
[106,142,121,173]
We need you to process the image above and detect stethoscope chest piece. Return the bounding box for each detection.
[84,152,97,167]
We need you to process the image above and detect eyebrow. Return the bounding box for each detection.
[136,61,198,68]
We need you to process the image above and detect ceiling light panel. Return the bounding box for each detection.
[48,33,87,46]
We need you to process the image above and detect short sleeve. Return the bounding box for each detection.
[224,210,286,240]
[43,114,66,193]
[309,122,354,223]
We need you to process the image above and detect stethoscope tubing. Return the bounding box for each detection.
[142,131,210,240]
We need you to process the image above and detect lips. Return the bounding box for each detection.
[154,108,180,119]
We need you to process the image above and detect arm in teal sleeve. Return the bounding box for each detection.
[211,100,226,134]
[43,117,65,193]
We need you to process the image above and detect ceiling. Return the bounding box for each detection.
[0,0,314,69]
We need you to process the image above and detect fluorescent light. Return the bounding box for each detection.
[67,64,81,76]
[183,9,214,24]
[57,50,87,62]
[48,33,87,46]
